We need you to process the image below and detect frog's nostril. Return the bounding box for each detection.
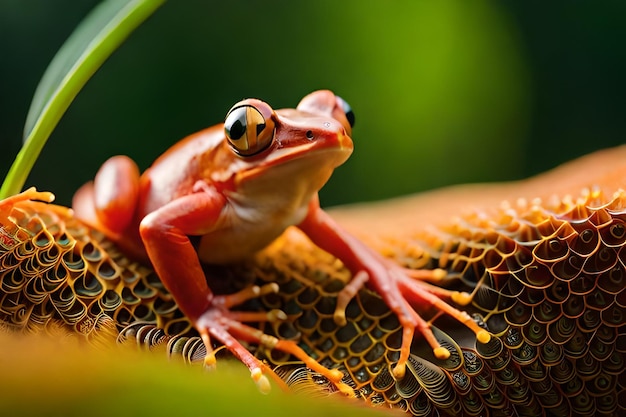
[305,130,314,140]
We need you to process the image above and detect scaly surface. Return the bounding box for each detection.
[0,189,625,416]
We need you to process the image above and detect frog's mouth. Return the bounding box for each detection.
[238,130,353,185]
[233,144,352,205]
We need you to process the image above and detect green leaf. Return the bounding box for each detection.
[0,0,165,200]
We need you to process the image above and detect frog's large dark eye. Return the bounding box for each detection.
[336,96,355,128]
[224,104,275,156]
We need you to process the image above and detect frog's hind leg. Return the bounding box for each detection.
[72,155,140,236]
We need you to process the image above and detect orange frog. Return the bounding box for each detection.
[72,90,489,391]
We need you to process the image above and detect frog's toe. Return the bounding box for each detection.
[394,269,491,352]
[333,270,369,326]
[196,313,281,393]
[213,283,279,309]
[0,187,55,210]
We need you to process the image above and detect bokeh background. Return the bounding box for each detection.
[1,1,625,208]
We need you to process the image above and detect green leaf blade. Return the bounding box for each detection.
[0,0,164,200]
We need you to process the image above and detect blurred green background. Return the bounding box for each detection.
[1,1,624,208]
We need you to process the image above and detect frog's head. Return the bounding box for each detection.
[224,90,355,194]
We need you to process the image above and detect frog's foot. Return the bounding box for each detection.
[4,187,54,203]
[0,187,55,211]
[334,266,490,379]
[196,283,352,395]
[0,187,72,226]
[334,268,472,326]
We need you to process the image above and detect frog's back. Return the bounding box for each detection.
[138,125,225,217]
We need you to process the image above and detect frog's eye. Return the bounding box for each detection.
[224,104,275,156]
[336,96,355,128]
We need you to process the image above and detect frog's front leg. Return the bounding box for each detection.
[139,186,350,393]
[298,196,491,378]
[139,189,269,379]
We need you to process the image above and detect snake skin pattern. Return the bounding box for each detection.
[0,189,624,416]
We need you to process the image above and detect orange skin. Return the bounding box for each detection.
[72,90,488,391]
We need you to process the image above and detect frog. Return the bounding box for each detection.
[72,90,489,392]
